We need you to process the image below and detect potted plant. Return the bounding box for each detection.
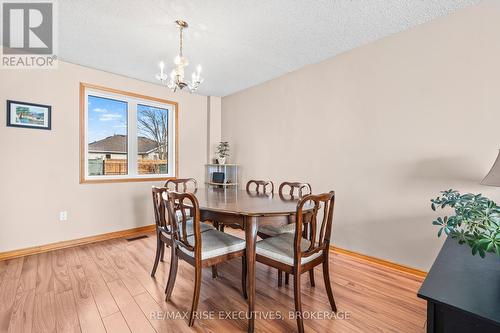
[216,141,230,165]
[430,189,500,258]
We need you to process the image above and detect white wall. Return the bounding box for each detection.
[221,0,500,270]
[0,61,219,252]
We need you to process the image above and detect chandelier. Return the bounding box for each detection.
[156,20,203,93]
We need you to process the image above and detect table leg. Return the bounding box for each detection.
[245,216,258,333]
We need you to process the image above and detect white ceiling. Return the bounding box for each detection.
[58,0,479,97]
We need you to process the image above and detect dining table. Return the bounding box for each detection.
[193,187,308,333]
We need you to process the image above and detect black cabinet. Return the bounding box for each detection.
[418,238,500,333]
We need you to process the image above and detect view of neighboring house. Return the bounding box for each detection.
[88,134,163,160]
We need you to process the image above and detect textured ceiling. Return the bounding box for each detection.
[57,0,479,96]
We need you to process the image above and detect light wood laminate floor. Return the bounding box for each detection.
[0,231,426,332]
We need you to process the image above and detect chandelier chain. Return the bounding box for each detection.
[179,26,183,57]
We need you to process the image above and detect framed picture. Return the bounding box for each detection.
[6,100,51,130]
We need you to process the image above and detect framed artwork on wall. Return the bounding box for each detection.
[6,100,52,130]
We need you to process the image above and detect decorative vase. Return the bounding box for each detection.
[217,157,226,165]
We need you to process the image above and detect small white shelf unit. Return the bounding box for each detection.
[205,164,239,188]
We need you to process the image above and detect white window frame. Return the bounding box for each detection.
[80,83,177,183]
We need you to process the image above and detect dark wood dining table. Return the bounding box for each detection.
[193,187,306,333]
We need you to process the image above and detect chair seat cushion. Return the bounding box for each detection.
[178,229,246,260]
[160,218,215,237]
[256,233,321,266]
[258,223,296,236]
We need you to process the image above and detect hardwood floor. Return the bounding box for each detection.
[0,231,426,333]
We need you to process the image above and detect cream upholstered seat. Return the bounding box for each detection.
[178,229,246,260]
[256,233,321,266]
[257,223,295,237]
[160,218,214,238]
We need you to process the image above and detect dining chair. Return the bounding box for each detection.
[165,178,198,192]
[258,182,312,238]
[150,186,214,277]
[246,179,275,194]
[279,182,312,200]
[165,178,198,219]
[217,179,275,233]
[256,191,337,333]
[163,190,247,327]
[257,182,313,286]
[166,178,225,277]
[151,186,171,277]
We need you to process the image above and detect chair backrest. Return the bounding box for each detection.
[163,191,201,258]
[152,186,168,230]
[279,182,312,199]
[246,180,274,194]
[165,178,198,192]
[294,191,335,262]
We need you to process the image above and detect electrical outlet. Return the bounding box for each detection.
[59,211,68,221]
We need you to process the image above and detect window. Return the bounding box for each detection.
[87,95,128,176]
[137,104,169,175]
[80,83,177,183]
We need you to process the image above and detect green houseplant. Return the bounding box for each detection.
[216,141,230,164]
[431,190,500,258]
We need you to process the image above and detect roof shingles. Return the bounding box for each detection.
[88,135,159,154]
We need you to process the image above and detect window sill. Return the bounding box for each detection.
[80,176,176,184]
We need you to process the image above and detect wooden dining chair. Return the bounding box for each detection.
[256,191,337,333]
[163,190,247,327]
[166,177,225,277]
[278,182,312,200]
[217,179,275,233]
[164,178,198,221]
[165,178,198,192]
[258,182,312,238]
[257,182,313,286]
[246,179,275,194]
[151,186,170,277]
[150,186,214,277]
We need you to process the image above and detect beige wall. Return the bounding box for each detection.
[222,1,500,270]
[207,96,222,163]
[0,61,216,252]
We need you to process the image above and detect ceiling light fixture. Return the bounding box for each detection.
[156,20,203,93]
